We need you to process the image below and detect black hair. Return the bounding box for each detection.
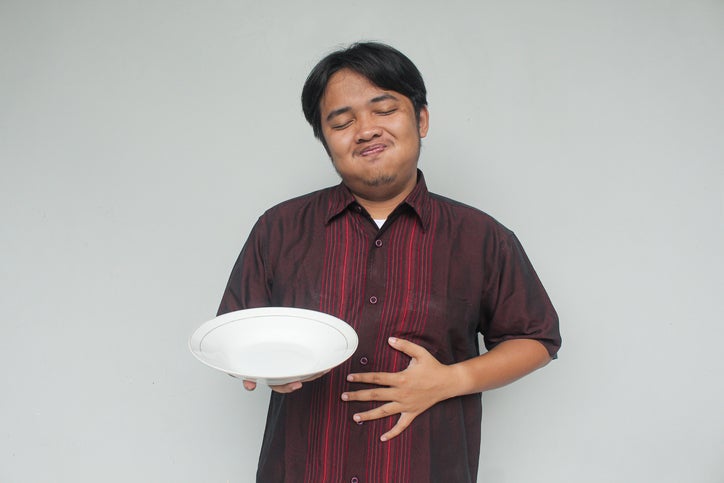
[301,42,428,146]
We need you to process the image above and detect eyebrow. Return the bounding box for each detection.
[325,93,399,123]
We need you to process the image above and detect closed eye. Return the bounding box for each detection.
[331,120,353,130]
[377,109,397,116]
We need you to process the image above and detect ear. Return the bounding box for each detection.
[417,106,429,138]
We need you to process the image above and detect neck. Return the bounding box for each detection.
[354,197,399,219]
[353,185,415,219]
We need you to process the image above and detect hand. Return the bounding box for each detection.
[238,369,331,393]
[341,337,456,442]
[240,380,303,393]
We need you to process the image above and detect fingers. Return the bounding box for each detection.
[339,338,441,442]
[238,378,303,393]
[345,337,432,387]
[341,386,394,402]
[387,336,429,360]
[380,413,415,442]
[348,401,400,423]
[300,369,331,383]
[269,381,303,393]
[344,402,415,443]
[270,370,332,393]
[346,371,397,386]
[238,370,331,394]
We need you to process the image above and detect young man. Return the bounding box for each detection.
[218,42,561,483]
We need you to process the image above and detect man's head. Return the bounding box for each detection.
[301,42,430,206]
[302,42,428,148]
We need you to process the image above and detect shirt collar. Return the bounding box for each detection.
[325,169,432,232]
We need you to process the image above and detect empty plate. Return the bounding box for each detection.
[189,307,358,385]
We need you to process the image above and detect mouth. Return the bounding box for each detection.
[358,143,386,157]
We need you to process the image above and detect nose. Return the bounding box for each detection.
[355,114,382,143]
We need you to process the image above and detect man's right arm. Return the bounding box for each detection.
[218,216,319,394]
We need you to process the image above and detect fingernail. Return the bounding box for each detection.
[347,374,355,381]
[380,435,388,442]
[353,414,361,422]
[388,337,397,344]
[341,393,348,401]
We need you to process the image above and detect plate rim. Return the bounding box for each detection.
[189,307,358,382]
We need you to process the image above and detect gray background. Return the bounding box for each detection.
[2,1,723,482]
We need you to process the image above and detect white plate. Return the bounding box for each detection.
[189,307,358,385]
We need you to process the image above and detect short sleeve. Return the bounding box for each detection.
[216,215,273,316]
[480,231,561,358]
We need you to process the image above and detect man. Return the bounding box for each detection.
[218,42,561,483]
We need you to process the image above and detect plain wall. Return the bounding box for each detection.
[1,1,722,482]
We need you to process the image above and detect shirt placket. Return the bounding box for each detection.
[343,213,388,483]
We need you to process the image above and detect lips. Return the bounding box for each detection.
[359,143,386,156]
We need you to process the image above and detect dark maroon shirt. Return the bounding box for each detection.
[218,171,561,483]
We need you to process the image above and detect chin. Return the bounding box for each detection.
[361,174,396,187]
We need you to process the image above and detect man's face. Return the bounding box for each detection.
[319,69,429,203]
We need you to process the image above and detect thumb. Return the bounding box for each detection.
[243,380,257,391]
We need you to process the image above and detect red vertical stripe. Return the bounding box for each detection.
[306,202,437,482]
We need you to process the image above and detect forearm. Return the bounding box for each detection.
[447,339,552,398]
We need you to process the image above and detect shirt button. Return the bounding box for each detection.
[375,239,383,247]
[369,296,378,304]
[360,356,368,365]
[351,477,359,483]
[356,420,364,426]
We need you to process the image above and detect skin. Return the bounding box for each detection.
[319,68,429,219]
[243,69,552,441]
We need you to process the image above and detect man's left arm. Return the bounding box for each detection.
[341,336,551,442]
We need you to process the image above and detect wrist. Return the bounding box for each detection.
[445,362,475,399]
